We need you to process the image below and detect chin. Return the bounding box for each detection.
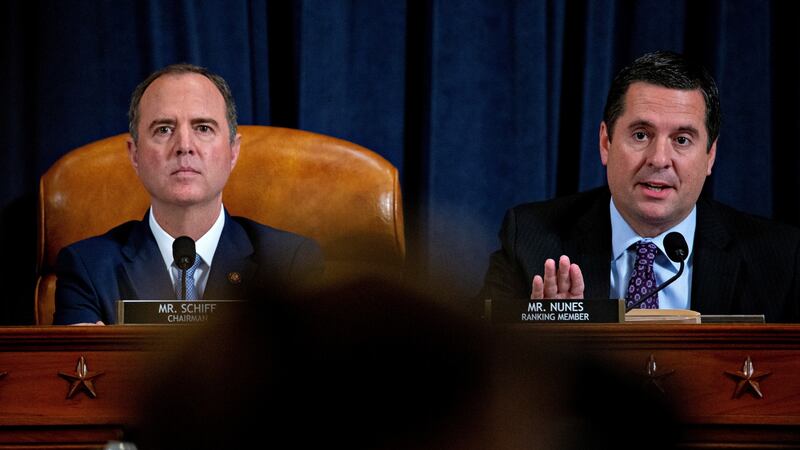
[165,192,207,207]
[634,208,674,227]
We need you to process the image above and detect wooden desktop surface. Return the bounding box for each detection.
[1,324,799,449]
[0,326,176,449]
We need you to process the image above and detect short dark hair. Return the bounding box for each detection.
[128,63,238,143]
[602,51,720,151]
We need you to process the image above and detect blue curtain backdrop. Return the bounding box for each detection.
[1,0,798,323]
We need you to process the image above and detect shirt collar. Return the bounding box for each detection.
[149,205,226,270]
[610,198,696,270]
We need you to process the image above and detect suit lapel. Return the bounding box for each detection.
[558,192,741,308]
[119,215,176,300]
[690,199,740,313]
[203,215,258,300]
[564,190,612,299]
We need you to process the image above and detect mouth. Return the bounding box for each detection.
[172,167,200,176]
[638,182,673,194]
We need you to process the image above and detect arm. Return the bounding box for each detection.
[479,209,534,300]
[288,237,325,285]
[53,246,106,325]
[481,208,585,300]
[782,232,800,322]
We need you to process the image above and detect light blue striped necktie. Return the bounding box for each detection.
[176,255,202,300]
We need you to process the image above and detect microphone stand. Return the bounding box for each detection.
[625,260,685,313]
[173,235,196,302]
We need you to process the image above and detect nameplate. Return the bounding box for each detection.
[485,299,625,323]
[115,300,246,324]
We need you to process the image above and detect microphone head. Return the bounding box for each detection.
[173,236,196,270]
[664,232,689,263]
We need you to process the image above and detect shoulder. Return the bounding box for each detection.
[228,216,318,249]
[698,198,800,257]
[505,187,610,229]
[699,198,800,241]
[228,216,324,281]
[227,216,323,267]
[59,220,142,258]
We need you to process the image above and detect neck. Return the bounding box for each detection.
[631,224,669,239]
[151,200,222,241]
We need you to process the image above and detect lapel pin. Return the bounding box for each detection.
[227,272,242,284]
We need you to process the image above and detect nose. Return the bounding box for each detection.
[173,125,195,156]
[646,136,672,168]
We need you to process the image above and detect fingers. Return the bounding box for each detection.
[568,263,585,298]
[530,256,585,299]
[531,275,544,299]
[542,258,558,298]
[557,255,572,294]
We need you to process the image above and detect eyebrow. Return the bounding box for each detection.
[147,117,220,130]
[627,120,700,137]
[674,125,700,137]
[148,118,176,131]
[190,117,220,128]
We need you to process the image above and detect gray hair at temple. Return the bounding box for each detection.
[602,50,721,152]
[127,63,238,143]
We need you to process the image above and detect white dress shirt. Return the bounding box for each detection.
[149,205,226,299]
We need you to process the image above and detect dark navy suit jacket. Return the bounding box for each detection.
[54,211,324,324]
[479,187,800,323]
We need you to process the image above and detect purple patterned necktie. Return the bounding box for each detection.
[626,241,659,309]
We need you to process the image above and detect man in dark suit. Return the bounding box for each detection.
[480,51,800,322]
[54,64,323,325]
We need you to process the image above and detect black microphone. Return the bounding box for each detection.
[625,231,689,312]
[173,236,196,301]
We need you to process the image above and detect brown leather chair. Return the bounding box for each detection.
[36,125,405,325]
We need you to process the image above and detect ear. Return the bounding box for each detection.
[229,133,241,170]
[127,136,139,175]
[706,138,717,175]
[599,122,610,166]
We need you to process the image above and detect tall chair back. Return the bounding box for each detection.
[36,125,405,324]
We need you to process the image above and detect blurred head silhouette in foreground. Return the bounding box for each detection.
[131,277,680,449]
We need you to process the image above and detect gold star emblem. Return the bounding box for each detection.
[58,356,104,399]
[725,356,771,399]
[641,354,674,394]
